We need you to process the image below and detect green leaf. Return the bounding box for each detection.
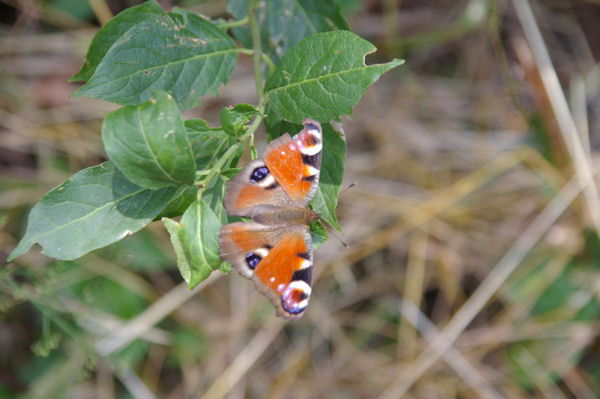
[70,1,164,82]
[221,167,242,180]
[8,162,178,261]
[185,119,242,171]
[202,175,228,223]
[73,9,239,108]
[218,258,231,274]
[102,91,196,190]
[163,217,192,283]
[164,197,223,289]
[311,123,346,230]
[220,104,259,137]
[265,30,404,123]
[156,185,197,219]
[310,220,328,249]
[228,0,349,64]
[266,119,346,230]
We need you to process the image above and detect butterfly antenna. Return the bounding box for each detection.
[330,228,349,248]
[319,217,349,248]
[326,182,357,247]
[341,182,357,194]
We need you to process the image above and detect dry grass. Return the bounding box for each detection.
[2,0,600,398]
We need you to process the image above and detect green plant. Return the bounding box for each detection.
[8,0,402,289]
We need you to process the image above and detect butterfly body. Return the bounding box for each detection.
[251,206,319,226]
[219,119,323,320]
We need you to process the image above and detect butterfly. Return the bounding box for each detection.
[219,119,323,320]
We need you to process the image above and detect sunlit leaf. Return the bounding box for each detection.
[220,104,260,137]
[102,91,196,189]
[185,119,241,172]
[73,9,238,108]
[164,197,223,289]
[265,31,403,123]
[9,162,179,261]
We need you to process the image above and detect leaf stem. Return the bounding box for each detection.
[199,142,242,189]
[199,100,266,190]
[238,48,254,56]
[261,53,276,75]
[242,108,264,159]
[240,104,265,141]
[201,0,269,189]
[218,15,248,29]
[248,0,264,103]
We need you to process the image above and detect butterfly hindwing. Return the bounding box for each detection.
[219,222,282,278]
[252,226,313,320]
[218,223,314,320]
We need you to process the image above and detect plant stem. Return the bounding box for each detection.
[261,53,276,75]
[242,108,264,159]
[218,15,248,29]
[241,103,265,140]
[200,2,268,190]
[238,48,254,56]
[248,0,264,103]
[199,142,242,189]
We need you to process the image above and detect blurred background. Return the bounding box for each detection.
[2,0,600,397]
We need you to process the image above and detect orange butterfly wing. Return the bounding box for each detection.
[264,120,322,204]
[219,223,314,320]
[252,228,313,319]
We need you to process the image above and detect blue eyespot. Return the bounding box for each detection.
[246,253,262,269]
[250,166,269,183]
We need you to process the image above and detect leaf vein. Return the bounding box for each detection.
[266,64,386,95]
[27,187,151,242]
[89,48,240,91]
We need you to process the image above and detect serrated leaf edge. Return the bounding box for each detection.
[266,58,404,96]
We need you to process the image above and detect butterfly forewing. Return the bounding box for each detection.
[223,159,291,218]
[264,120,323,205]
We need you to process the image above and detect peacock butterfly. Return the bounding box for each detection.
[219,119,323,320]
